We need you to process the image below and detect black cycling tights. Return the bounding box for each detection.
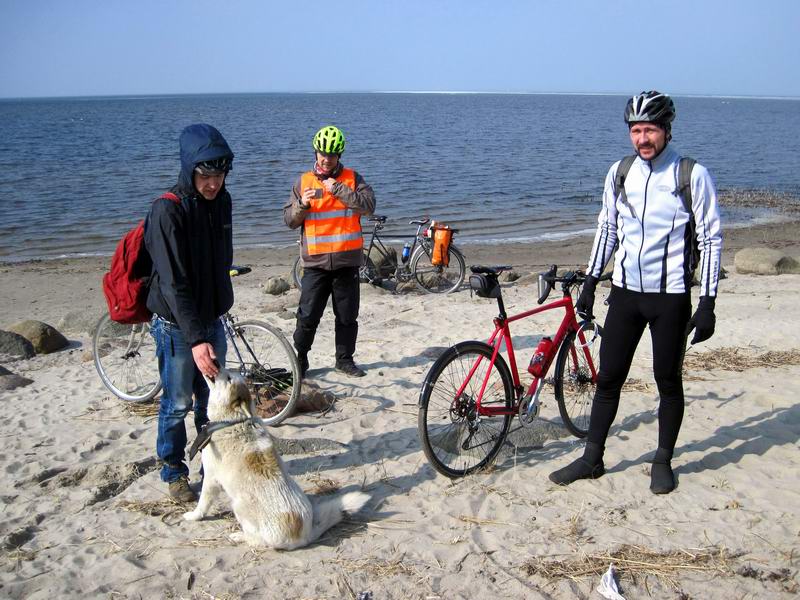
[587,286,692,452]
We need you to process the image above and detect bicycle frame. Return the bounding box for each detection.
[221,314,261,373]
[457,292,598,418]
[363,219,429,280]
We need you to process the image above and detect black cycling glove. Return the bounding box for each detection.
[575,275,598,320]
[687,296,716,345]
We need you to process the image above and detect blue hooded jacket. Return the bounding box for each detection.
[144,124,235,346]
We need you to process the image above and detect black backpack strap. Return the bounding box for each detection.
[677,157,696,214]
[614,155,637,204]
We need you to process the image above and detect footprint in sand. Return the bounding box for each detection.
[360,414,378,428]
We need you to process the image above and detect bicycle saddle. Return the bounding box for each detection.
[367,215,387,223]
[470,265,513,275]
[409,218,430,226]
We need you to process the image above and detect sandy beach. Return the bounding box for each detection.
[1,220,799,599]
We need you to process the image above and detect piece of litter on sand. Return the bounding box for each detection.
[356,592,373,600]
[597,563,625,600]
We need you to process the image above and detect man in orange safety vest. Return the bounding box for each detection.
[283,125,376,378]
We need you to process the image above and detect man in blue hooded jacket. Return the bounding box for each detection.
[144,123,235,502]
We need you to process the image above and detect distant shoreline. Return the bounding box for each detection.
[2,90,800,102]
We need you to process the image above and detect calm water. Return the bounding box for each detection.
[0,93,798,261]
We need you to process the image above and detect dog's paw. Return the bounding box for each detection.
[183,510,204,521]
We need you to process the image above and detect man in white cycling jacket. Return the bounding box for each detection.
[549,90,722,494]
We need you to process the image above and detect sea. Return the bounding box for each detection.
[1,93,798,262]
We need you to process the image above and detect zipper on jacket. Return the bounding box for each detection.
[207,204,219,313]
[636,162,652,292]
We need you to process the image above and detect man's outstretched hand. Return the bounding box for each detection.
[192,342,220,377]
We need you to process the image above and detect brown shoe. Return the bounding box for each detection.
[168,476,197,502]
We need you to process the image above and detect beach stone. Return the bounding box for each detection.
[295,381,336,413]
[395,280,417,293]
[368,246,397,279]
[58,310,104,336]
[0,365,34,391]
[514,273,539,286]
[734,247,800,275]
[262,276,291,295]
[254,380,335,422]
[499,270,521,283]
[0,330,35,359]
[277,310,295,320]
[6,321,68,354]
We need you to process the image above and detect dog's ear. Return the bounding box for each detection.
[227,380,252,411]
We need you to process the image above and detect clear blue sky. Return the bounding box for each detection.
[1,0,798,98]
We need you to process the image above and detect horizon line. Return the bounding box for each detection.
[1,90,799,102]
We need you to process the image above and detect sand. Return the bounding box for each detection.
[1,221,799,599]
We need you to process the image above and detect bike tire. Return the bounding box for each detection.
[92,314,161,403]
[410,243,466,294]
[418,341,513,478]
[292,257,304,290]
[553,324,603,438]
[359,253,380,285]
[229,320,300,426]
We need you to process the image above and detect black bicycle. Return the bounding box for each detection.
[292,216,467,294]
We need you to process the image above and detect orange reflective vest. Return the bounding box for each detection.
[301,168,363,255]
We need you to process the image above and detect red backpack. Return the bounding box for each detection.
[102,193,180,324]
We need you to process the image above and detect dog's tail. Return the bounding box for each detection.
[309,491,370,542]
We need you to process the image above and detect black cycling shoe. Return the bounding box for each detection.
[549,442,605,485]
[335,360,366,378]
[650,447,676,494]
[297,352,309,379]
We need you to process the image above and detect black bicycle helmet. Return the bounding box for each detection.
[624,91,676,126]
[194,156,232,175]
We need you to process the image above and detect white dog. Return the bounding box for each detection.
[183,368,369,549]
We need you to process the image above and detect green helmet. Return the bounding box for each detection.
[313,125,346,155]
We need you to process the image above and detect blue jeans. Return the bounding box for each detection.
[151,316,227,483]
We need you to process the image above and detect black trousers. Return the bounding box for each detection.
[293,266,360,361]
[587,286,692,452]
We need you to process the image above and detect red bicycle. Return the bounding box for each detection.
[417,265,608,478]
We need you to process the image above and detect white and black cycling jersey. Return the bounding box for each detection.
[586,146,722,297]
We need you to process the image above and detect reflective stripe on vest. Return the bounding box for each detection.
[301,168,363,255]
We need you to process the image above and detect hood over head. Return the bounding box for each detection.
[177,123,234,195]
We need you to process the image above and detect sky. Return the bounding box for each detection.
[1,0,798,99]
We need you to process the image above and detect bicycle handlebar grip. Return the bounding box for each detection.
[537,265,557,304]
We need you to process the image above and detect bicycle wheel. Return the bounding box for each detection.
[228,320,300,426]
[93,314,161,402]
[359,253,380,285]
[418,341,513,478]
[553,323,602,438]
[410,243,466,294]
[292,257,304,290]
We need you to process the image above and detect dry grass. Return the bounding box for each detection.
[117,498,188,523]
[456,514,515,527]
[117,498,236,529]
[621,378,653,392]
[304,472,341,495]
[684,347,800,372]
[121,400,160,418]
[523,544,742,589]
[327,556,419,578]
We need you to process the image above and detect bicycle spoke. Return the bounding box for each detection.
[418,342,512,477]
[228,321,300,426]
[93,315,161,402]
